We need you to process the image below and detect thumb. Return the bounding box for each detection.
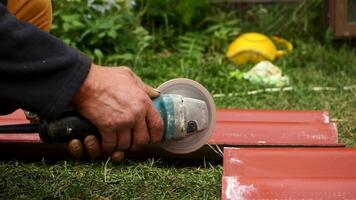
[144,84,160,98]
[132,73,160,98]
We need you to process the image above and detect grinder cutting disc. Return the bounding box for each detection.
[157,78,216,154]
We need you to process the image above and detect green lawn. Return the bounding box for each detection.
[0,160,222,199]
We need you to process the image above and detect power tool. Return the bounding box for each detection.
[0,78,216,154]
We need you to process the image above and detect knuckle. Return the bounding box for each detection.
[120,66,131,72]
[120,66,134,76]
[103,117,133,130]
[140,96,150,105]
[119,114,135,127]
[133,97,149,113]
[102,118,117,129]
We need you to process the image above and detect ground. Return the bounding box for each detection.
[1,1,356,199]
[1,39,355,199]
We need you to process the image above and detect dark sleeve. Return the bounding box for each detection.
[0,4,91,120]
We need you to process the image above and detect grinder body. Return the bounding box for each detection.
[39,94,209,143]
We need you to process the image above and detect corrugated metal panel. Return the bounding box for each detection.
[0,133,40,143]
[222,147,356,200]
[0,110,341,145]
[209,122,339,145]
[0,109,28,124]
[217,109,329,123]
[1,109,331,124]
[0,110,39,143]
[0,109,343,159]
[0,115,339,146]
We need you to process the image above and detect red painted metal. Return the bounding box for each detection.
[1,109,331,124]
[222,147,356,200]
[217,109,329,123]
[209,122,339,145]
[0,133,40,143]
[0,110,339,146]
[0,109,28,124]
[0,110,39,143]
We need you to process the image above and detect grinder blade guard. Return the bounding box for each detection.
[157,78,216,154]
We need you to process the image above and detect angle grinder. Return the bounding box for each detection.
[0,78,216,154]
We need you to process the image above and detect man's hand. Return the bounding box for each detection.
[67,64,164,162]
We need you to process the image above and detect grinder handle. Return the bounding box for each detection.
[39,96,168,143]
[39,115,100,143]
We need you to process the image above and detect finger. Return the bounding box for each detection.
[100,129,117,154]
[111,151,125,163]
[84,135,101,158]
[68,139,84,158]
[143,84,160,98]
[146,102,164,143]
[132,118,150,146]
[132,73,160,98]
[116,128,131,150]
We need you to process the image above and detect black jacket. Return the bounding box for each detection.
[0,4,91,120]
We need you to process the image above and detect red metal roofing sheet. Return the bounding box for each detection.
[1,109,330,124]
[0,109,28,124]
[0,121,340,146]
[0,110,345,159]
[0,110,340,146]
[0,133,40,143]
[222,147,356,200]
[217,109,329,123]
[209,122,339,145]
[0,110,38,143]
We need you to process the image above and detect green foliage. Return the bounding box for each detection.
[176,32,208,58]
[174,11,240,57]
[137,0,213,29]
[51,0,328,62]
[52,0,152,64]
[176,0,213,27]
[136,0,241,52]
[202,11,241,53]
[239,0,324,40]
[51,0,238,63]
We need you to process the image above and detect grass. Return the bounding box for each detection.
[2,1,356,199]
[0,160,222,199]
[1,39,356,199]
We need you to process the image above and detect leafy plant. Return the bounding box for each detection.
[175,32,208,58]
[239,0,324,40]
[137,0,213,29]
[135,0,216,51]
[202,11,241,53]
[174,10,240,57]
[52,0,152,64]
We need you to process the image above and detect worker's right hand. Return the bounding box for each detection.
[67,64,164,162]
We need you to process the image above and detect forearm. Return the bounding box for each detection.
[0,4,91,119]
